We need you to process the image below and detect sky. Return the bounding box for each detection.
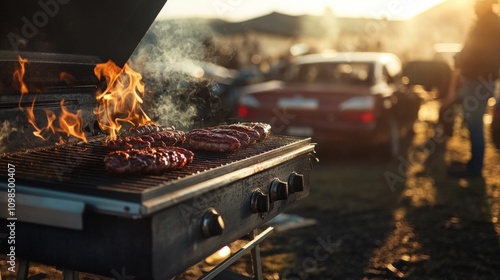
[158,0,447,21]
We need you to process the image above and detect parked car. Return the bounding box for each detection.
[237,52,422,157]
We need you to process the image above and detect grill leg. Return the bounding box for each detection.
[16,259,29,280]
[62,269,79,280]
[200,227,273,280]
[249,229,263,280]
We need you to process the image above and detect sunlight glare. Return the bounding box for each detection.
[159,0,446,21]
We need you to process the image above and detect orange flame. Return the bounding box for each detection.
[59,72,76,86]
[13,56,87,143]
[13,56,29,107]
[26,98,48,140]
[94,60,152,140]
[58,100,87,142]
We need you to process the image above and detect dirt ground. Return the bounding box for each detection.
[1,101,500,279]
[180,100,500,280]
[243,101,500,280]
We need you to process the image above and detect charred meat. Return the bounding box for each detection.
[239,122,271,141]
[104,147,194,175]
[107,130,186,151]
[186,122,271,152]
[186,130,241,153]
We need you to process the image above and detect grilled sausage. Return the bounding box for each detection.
[186,130,241,152]
[120,123,164,137]
[215,124,260,144]
[104,147,194,174]
[107,130,186,150]
[107,137,151,151]
[190,128,251,147]
[240,122,271,141]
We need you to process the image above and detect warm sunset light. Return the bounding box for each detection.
[2,0,499,279]
[159,0,446,21]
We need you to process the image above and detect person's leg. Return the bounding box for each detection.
[462,80,494,173]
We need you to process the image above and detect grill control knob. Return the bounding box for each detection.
[250,191,270,213]
[269,179,289,202]
[201,209,225,238]
[288,172,305,193]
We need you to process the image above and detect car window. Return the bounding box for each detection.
[383,56,402,78]
[381,66,391,83]
[287,62,374,85]
[381,64,402,84]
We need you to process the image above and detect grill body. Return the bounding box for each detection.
[0,136,314,279]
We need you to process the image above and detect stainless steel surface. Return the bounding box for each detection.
[0,136,314,217]
[250,229,264,280]
[0,192,84,229]
[0,136,315,279]
[142,141,315,215]
[6,186,143,218]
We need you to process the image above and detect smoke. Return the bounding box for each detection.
[150,95,197,130]
[0,121,16,153]
[131,18,215,67]
[127,19,228,129]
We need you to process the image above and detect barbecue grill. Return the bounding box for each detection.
[0,1,316,279]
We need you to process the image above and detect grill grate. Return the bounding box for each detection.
[0,135,311,202]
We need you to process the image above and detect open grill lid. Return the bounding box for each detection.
[0,0,169,153]
[0,0,168,67]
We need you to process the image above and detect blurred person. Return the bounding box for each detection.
[442,0,500,177]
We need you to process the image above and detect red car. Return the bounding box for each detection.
[237,52,421,157]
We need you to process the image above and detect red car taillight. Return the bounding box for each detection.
[339,96,376,123]
[238,95,260,118]
[340,111,375,123]
[238,105,249,118]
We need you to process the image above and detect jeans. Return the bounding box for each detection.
[459,79,495,172]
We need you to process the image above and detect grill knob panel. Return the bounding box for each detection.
[250,191,270,213]
[288,172,305,193]
[201,209,225,238]
[269,179,289,202]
